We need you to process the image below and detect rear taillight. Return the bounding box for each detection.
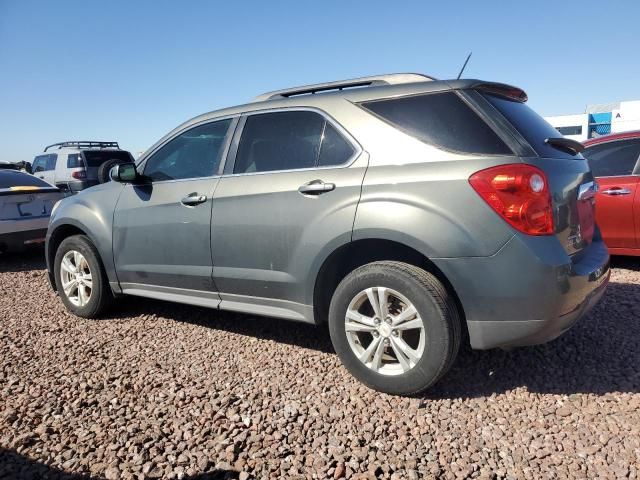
[469,164,553,235]
[71,170,86,180]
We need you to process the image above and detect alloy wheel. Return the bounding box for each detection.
[60,250,93,307]
[344,286,426,376]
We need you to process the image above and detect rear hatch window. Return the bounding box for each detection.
[360,92,512,155]
[483,93,579,160]
[0,171,57,190]
[83,150,132,167]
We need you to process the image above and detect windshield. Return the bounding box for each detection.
[483,93,580,159]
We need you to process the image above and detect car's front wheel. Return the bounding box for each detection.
[328,261,460,395]
[53,235,113,318]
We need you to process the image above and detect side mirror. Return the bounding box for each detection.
[110,162,139,183]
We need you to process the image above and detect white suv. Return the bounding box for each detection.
[32,141,133,192]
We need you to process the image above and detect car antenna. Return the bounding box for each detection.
[456,52,472,80]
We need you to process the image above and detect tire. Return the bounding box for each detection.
[328,261,461,396]
[97,158,126,184]
[53,235,113,318]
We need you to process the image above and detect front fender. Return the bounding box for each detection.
[46,184,123,290]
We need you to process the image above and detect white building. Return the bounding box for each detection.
[544,100,640,142]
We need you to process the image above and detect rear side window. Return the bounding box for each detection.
[583,139,640,177]
[317,122,355,167]
[234,111,354,174]
[360,92,511,155]
[83,150,132,167]
[483,93,577,159]
[67,153,84,168]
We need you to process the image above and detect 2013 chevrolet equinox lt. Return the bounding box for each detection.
[46,73,610,395]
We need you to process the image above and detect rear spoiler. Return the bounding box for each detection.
[474,82,528,103]
[0,186,60,196]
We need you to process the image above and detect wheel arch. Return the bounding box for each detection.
[312,238,466,333]
[46,218,115,292]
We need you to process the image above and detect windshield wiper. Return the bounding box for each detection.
[544,137,585,156]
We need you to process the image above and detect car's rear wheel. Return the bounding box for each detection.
[328,261,460,395]
[54,235,113,318]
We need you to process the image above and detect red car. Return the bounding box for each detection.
[583,130,640,255]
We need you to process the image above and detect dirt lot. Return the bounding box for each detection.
[1,250,639,479]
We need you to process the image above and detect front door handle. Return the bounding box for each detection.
[601,188,631,196]
[181,193,208,206]
[298,180,336,196]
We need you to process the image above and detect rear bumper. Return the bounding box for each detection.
[434,234,610,350]
[0,226,48,252]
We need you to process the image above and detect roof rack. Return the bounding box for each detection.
[252,73,436,102]
[44,141,120,152]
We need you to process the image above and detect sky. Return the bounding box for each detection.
[1,0,639,162]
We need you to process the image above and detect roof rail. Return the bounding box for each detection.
[44,141,120,152]
[252,73,436,102]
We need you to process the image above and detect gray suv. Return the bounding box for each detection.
[46,74,610,395]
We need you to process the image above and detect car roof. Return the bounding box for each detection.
[583,130,640,147]
[152,76,522,146]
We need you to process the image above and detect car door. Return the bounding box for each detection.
[210,109,367,321]
[113,117,235,298]
[583,138,640,249]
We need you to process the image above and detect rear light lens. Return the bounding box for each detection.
[71,170,86,180]
[469,164,553,235]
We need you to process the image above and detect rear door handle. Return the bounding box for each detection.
[298,180,336,195]
[181,193,208,206]
[601,188,631,196]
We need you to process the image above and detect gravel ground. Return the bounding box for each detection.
[1,250,639,479]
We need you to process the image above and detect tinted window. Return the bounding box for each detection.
[0,170,56,189]
[144,119,232,181]
[360,92,511,155]
[556,125,583,136]
[67,153,84,168]
[583,139,640,177]
[234,111,326,174]
[33,155,55,172]
[46,154,57,170]
[317,122,355,167]
[32,156,47,172]
[483,93,577,159]
[83,150,132,167]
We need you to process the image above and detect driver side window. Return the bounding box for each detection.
[144,119,232,181]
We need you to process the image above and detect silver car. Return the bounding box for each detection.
[46,74,610,394]
[0,170,64,252]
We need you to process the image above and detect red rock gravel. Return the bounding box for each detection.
[1,251,639,479]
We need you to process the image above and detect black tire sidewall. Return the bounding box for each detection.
[328,264,452,395]
[53,236,106,317]
[97,159,125,184]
